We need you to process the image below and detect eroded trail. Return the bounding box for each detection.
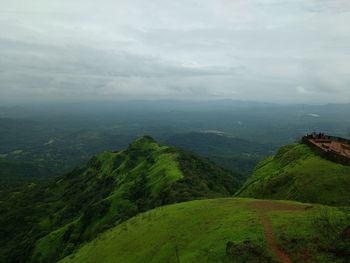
[248,200,311,263]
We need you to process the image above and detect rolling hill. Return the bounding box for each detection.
[0,136,239,263]
[60,198,350,263]
[2,137,350,263]
[236,144,350,206]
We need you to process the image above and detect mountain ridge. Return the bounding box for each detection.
[0,136,240,263]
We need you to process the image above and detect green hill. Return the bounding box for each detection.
[236,144,350,206]
[0,136,239,263]
[60,198,350,263]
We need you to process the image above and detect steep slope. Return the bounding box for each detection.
[0,136,239,263]
[236,144,350,206]
[60,198,350,263]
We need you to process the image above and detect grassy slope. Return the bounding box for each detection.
[0,136,239,262]
[30,137,185,262]
[30,138,183,262]
[60,198,349,263]
[236,144,350,206]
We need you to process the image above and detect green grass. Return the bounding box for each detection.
[147,152,183,195]
[29,137,185,262]
[1,136,239,262]
[237,144,350,206]
[60,198,266,263]
[32,224,71,262]
[60,198,349,263]
[269,207,350,263]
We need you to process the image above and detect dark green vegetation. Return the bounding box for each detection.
[237,144,350,206]
[0,137,239,263]
[0,158,48,189]
[164,132,275,176]
[0,117,136,177]
[60,198,350,263]
[0,158,48,178]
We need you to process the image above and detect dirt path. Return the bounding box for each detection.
[248,200,311,263]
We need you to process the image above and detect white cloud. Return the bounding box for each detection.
[296,86,310,94]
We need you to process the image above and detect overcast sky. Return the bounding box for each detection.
[0,0,350,103]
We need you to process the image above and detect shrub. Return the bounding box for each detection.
[225,240,276,263]
[313,208,350,258]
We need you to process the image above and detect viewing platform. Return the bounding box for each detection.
[302,133,350,166]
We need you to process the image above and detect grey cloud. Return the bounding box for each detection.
[0,0,350,103]
[303,0,350,13]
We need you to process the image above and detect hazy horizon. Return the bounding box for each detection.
[1,0,350,104]
[2,98,350,108]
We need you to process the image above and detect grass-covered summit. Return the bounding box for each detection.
[236,144,350,206]
[0,136,239,263]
